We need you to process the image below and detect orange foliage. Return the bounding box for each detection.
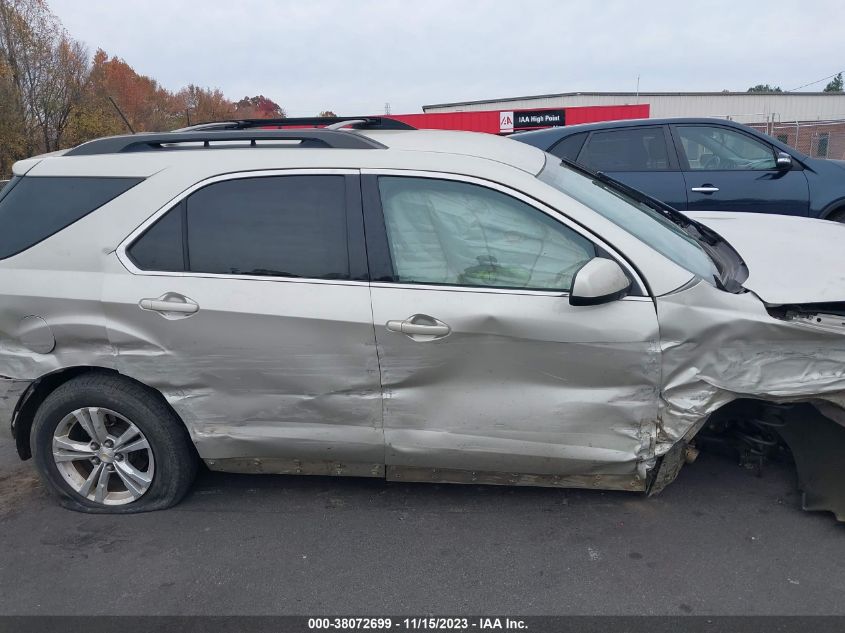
[86,50,282,131]
[1,0,286,174]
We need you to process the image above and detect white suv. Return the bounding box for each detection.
[1,118,844,517]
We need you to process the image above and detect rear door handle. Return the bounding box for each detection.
[691,185,719,194]
[140,300,198,313]
[386,314,451,340]
[139,293,199,318]
[387,321,450,336]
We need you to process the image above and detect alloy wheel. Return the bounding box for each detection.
[51,407,155,505]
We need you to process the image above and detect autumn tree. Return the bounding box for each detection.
[0,1,285,176]
[80,50,181,133]
[69,52,250,136]
[0,57,26,174]
[176,84,236,126]
[63,49,124,145]
[319,110,337,117]
[0,0,89,153]
[235,95,285,119]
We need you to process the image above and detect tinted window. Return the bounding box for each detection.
[676,126,776,170]
[549,132,587,161]
[0,176,142,260]
[128,203,185,271]
[0,176,19,202]
[579,128,670,171]
[186,175,348,279]
[378,177,596,292]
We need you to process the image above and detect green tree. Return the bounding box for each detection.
[823,72,843,92]
[747,84,783,93]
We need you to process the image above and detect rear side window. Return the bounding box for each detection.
[549,132,587,161]
[127,204,186,272]
[579,127,670,171]
[129,175,350,280]
[0,176,142,260]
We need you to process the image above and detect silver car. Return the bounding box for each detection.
[1,119,844,517]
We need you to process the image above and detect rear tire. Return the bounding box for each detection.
[31,373,197,513]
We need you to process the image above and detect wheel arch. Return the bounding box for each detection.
[649,397,845,521]
[819,199,845,221]
[12,366,189,460]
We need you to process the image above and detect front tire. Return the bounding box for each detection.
[828,208,845,223]
[31,373,197,513]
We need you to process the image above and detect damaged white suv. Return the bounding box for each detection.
[1,117,844,517]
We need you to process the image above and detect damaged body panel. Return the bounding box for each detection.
[371,286,660,482]
[652,279,845,518]
[0,376,31,440]
[687,212,845,305]
[655,281,845,449]
[3,127,845,516]
[102,270,385,469]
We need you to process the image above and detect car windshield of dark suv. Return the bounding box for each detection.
[538,157,721,285]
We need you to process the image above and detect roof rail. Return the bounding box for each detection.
[177,116,415,132]
[64,129,389,156]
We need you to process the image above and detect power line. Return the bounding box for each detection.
[787,70,844,92]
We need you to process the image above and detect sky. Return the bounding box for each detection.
[49,0,845,117]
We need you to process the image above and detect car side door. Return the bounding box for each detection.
[103,170,384,475]
[671,124,810,215]
[560,125,688,210]
[362,171,661,490]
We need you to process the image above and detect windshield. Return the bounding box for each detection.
[538,157,721,285]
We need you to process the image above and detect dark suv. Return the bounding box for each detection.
[513,117,845,221]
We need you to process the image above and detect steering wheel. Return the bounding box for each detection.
[703,154,722,169]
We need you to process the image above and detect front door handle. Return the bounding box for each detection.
[691,185,719,194]
[139,293,199,318]
[140,300,198,313]
[386,314,451,340]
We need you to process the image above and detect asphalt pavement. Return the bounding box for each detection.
[1,432,843,616]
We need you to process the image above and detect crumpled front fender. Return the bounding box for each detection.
[652,281,845,520]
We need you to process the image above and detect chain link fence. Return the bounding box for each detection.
[743,118,845,160]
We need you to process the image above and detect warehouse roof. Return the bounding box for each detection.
[423,91,845,110]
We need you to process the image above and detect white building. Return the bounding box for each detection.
[422,92,845,124]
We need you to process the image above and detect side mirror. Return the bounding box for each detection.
[776,152,793,170]
[569,258,632,306]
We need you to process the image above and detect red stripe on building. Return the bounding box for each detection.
[386,104,649,134]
